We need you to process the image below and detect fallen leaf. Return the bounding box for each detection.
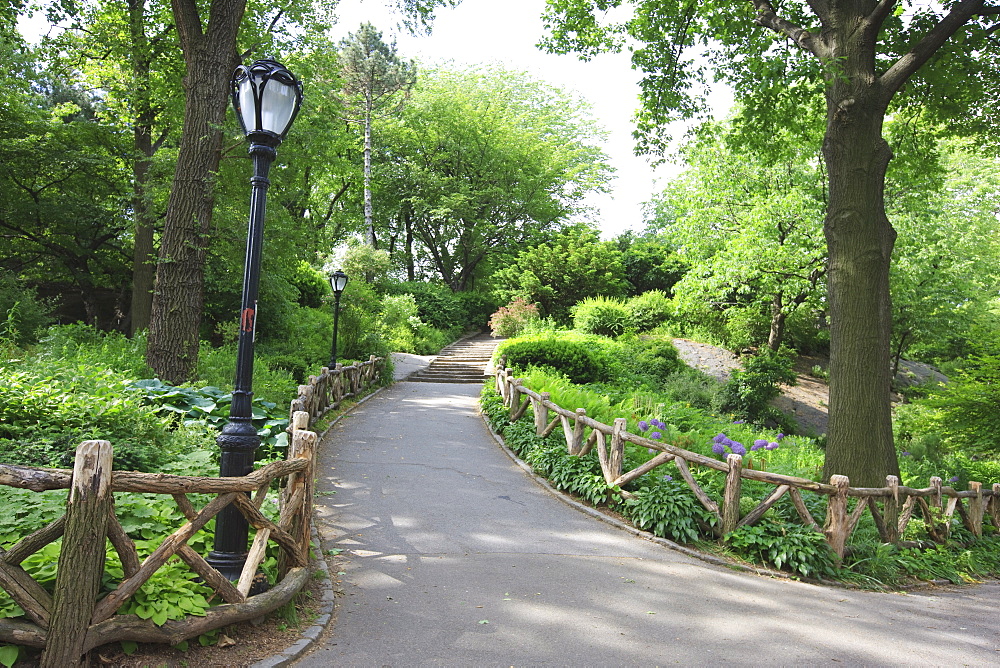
[217,633,236,648]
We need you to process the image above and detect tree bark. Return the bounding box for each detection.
[127,0,159,335]
[40,441,114,668]
[145,0,246,383]
[821,42,900,486]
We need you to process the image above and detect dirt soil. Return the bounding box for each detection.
[671,338,832,436]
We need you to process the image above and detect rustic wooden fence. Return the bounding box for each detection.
[290,355,385,426]
[495,366,1000,560]
[0,354,388,665]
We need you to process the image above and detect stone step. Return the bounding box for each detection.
[407,333,501,384]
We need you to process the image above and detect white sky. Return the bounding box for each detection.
[329,0,718,237]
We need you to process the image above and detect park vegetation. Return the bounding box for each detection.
[2,0,1000,661]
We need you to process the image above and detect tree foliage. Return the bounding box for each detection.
[541,0,1000,486]
[377,66,612,290]
[650,122,828,352]
[493,229,628,324]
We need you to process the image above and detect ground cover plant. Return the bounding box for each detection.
[486,328,1000,588]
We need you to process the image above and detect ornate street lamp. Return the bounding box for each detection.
[207,58,303,581]
[328,271,349,368]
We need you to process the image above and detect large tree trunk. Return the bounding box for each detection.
[821,76,900,486]
[146,0,245,383]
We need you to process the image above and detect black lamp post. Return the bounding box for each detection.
[207,58,303,580]
[328,271,349,368]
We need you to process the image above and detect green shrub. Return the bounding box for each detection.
[616,335,683,384]
[196,343,298,411]
[727,520,838,579]
[0,272,54,348]
[36,324,152,378]
[489,298,540,338]
[625,290,674,332]
[0,365,171,472]
[335,280,389,361]
[498,334,607,384]
[623,477,716,543]
[572,296,630,337]
[290,261,328,308]
[715,347,797,424]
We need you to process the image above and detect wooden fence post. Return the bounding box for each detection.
[721,453,743,536]
[569,408,586,455]
[40,440,114,668]
[608,419,626,485]
[533,393,550,437]
[824,475,850,562]
[881,475,900,544]
[279,412,317,579]
[966,481,984,538]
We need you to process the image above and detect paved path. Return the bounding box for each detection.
[295,381,1000,666]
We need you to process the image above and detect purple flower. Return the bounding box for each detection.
[765,442,779,451]
[752,439,768,451]
[711,442,726,455]
[949,476,960,483]
[733,420,746,424]
[730,441,747,456]
[648,448,656,454]
[776,433,785,440]
[902,451,911,457]
[638,420,650,432]
[652,419,665,429]
[663,475,673,482]
[713,433,728,444]
[650,431,663,440]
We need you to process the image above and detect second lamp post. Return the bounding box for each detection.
[328,271,348,368]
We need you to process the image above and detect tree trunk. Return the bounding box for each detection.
[821,78,900,486]
[767,292,785,351]
[363,95,376,248]
[146,0,245,383]
[404,206,414,281]
[127,0,158,336]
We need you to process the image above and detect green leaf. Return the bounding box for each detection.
[120,641,138,655]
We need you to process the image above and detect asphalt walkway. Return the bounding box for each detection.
[294,379,1000,666]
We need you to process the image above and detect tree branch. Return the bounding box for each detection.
[881,0,987,97]
[751,0,827,58]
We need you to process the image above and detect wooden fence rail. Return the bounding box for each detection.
[0,354,389,664]
[0,413,318,666]
[496,367,1000,560]
[289,355,385,426]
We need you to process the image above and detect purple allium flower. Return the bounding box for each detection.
[730,441,747,456]
[765,442,779,451]
[650,431,663,439]
[752,439,768,451]
[653,419,666,429]
[776,433,785,440]
[713,433,728,444]
[711,442,726,455]
[949,476,960,483]
[638,420,650,432]
[663,475,673,482]
[648,448,656,454]
[902,451,911,457]
[733,420,746,424]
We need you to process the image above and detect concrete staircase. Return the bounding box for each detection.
[407,333,502,384]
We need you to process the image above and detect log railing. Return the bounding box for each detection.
[495,367,1000,560]
[0,412,318,666]
[289,355,386,425]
